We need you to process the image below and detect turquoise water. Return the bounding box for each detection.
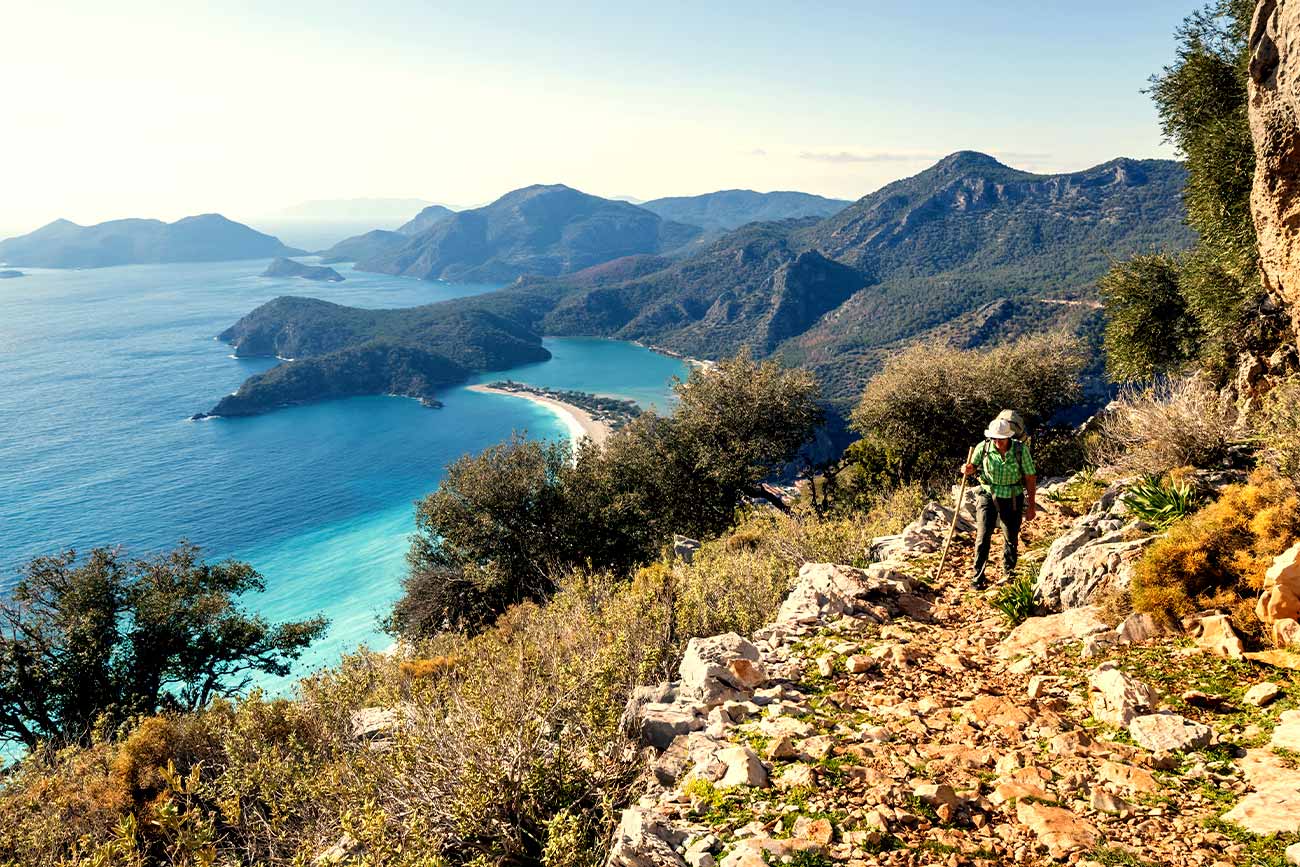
[0,259,688,691]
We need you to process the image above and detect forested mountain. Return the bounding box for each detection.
[640,189,851,233]
[357,184,702,283]
[316,229,408,263]
[212,152,1192,414]
[0,214,303,268]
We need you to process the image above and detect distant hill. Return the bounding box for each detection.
[640,189,851,233]
[357,184,703,283]
[397,205,457,236]
[316,229,408,264]
[211,152,1193,415]
[0,214,303,268]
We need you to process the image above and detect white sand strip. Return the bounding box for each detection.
[467,384,611,447]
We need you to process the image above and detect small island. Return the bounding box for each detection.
[261,257,344,282]
[0,270,23,279]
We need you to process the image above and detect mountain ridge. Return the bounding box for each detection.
[0,214,303,268]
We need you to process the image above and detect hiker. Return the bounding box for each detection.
[961,413,1037,589]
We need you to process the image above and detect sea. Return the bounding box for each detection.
[0,257,688,692]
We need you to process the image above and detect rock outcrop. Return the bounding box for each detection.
[1250,0,1300,338]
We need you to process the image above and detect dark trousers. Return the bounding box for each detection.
[972,491,1024,585]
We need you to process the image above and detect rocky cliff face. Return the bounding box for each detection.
[1250,0,1300,337]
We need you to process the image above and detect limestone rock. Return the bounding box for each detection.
[1186,612,1245,659]
[1015,801,1099,859]
[1115,612,1168,644]
[1034,485,1158,609]
[1127,712,1213,752]
[1275,617,1300,648]
[1258,542,1300,628]
[679,633,763,705]
[1244,682,1282,707]
[633,701,705,751]
[1273,709,1300,752]
[1288,841,1300,866]
[1222,775,1300,835]
[673,535,701,564]
[1001,606,1110,659]
[606,807,688,867]
[718,837,823,867]
[1249,1,1300,337]
[1088,663,1157,727]
[1097,760,1158,794]
[776,562,911,626]
[716,745,768,787]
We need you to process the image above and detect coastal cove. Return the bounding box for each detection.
[0,259,688,692]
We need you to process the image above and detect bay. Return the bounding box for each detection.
[0,258,688,690]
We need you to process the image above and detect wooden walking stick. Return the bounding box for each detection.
[934,445,976,581]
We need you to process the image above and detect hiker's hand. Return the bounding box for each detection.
[961,463,976,477]
[1025,502,1037,522]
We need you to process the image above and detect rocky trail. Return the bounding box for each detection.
[611,491,1300,866]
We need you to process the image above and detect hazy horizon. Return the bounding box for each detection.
[3,0,1195,235]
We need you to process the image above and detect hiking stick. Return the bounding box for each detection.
[934,445,976,581]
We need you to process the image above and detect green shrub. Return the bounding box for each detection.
[848,334,1086,486]
[1123,475,1201,529]
[1131,469,1300,636]
[1099,253,1202,381]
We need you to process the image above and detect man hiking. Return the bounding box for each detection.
[961,412,1037,589]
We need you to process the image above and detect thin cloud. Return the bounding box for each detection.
[799,150,938,164]
[747,148,768,157]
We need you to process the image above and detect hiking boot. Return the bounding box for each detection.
[972,574,988,591]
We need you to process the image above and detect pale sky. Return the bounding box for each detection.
[1,0,1195,235]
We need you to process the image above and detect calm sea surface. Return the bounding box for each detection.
[0,258,687,690]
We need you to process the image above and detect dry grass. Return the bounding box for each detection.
[1088,375,1237,475]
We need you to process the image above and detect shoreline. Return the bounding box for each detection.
[466,384,611,446]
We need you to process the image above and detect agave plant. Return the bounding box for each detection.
[1123,474,1201,529]
[991,575,1037,627]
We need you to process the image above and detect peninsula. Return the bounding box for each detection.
[0,270,23,279]
[469,380,642,445]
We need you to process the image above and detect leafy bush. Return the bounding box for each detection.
[397,353,823,637]
[1131,469,1300,636]
[1087,375,1236,475]
[1100,253,1203,381]
[1123,475,1201,529]
[0,543,327,748]
[848,333,1086,486]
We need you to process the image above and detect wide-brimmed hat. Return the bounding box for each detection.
[984,417,1016,439]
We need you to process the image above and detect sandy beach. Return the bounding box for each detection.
[467,384,612,446]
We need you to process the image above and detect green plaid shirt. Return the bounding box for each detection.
[973,440,1035,498]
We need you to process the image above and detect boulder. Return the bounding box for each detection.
[716,745,768,787]
[1000,606,1110,659]
[606,807,688,867]
[1115,612,1168,644]
[1088,663,1158,727]
[1127,712,1213,752]
[634,702,706,751]
[1257,542,1300,629]
[1186,612,1245,659]
[776,562,911,626]
[1244,682,1282,708]
[1033,484,1158,609]
[679,633,764,705]
[1275,617,1300,648]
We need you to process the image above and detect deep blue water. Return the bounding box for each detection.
[0,259,687,691]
